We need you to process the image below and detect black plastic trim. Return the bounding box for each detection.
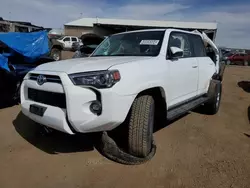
[168,94,205,111]
[65,115,78,134]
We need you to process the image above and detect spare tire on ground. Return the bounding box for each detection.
[98,131,156,165]
[96,95,157,165]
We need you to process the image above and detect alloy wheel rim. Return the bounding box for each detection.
[216,92,221,108]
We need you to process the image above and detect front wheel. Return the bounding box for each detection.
[50,48,62,61]
[128,95,155,157]
[13,81,21,104]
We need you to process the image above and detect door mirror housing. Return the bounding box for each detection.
[170,47,184,58]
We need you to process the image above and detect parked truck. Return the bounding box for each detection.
[49,35,83,61]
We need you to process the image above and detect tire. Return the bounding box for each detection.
[203,80,222,115]
[13,81,21,104]
[128,95,155,157]
[218,63,226,81]
[50,48,61,61]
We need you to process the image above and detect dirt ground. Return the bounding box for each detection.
[0,66,250,188]
[62,51,74,60]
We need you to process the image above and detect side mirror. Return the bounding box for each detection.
[170,47,184,58]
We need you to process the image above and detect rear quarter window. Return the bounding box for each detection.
[189,34,206,57]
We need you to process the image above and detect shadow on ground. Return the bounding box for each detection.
[13,112,96,154]
[12,108,190,155]
[243,105,250,138]
[238,81,250,137]
[248,106,250,124]
[238,81,250,93]
[0,101,17,109]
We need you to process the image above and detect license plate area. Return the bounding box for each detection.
[29,104,47,117]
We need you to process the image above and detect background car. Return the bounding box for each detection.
[72,33,104,58]
[225,52,250,66]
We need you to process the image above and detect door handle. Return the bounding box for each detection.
[192,65,198,68]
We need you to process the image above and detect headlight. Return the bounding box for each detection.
[68,70,121,89]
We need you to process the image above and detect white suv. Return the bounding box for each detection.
[57,36,82,49]
[21,29,221,158]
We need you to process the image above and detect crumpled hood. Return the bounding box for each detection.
[34,56,152,74]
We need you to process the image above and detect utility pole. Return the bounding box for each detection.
[9,12,11,21]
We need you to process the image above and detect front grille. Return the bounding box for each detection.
[28,88,66,108]
[29,73,61,84]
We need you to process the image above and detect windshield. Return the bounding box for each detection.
[58,36,65,40]
[91,30,165,57]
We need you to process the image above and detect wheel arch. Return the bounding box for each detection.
[51,45,63,51]
[133,86,167,119]
[137,86,166,101]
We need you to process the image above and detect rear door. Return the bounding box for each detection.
[71,37,78,48]
[167,31,199,107]
[189,34,216,95]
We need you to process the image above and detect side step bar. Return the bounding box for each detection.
[167,96,209,121]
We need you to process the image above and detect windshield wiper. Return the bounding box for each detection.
[110,54,127,56]
[92,54,129,57]
[91,55,107,57]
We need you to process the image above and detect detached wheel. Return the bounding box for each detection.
[204,80,222,115]
[50,48,61,61]
[128,95,155,157]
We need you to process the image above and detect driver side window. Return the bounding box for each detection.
[168,32,193,58]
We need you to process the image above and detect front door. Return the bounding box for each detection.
[166,31,199,107]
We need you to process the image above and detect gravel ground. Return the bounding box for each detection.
[0,66,249,188]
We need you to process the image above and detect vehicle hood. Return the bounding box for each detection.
[34,56,152,74]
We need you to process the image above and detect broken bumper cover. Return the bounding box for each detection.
[20,71,135,135]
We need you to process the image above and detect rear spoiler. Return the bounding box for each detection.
[192,30,220,74]
[191,30,219,54]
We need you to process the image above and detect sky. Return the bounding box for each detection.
[1,0,250,48]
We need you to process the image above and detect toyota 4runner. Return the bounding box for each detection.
[20,29,222,159]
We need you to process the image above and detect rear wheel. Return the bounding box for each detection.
[218,63,226,81]
[203,80,222,115]
[128,95,155,157]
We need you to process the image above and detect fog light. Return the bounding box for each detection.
[90,101,102,115]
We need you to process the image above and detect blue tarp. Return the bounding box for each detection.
[0,31,49,71]
[0,54,9,72]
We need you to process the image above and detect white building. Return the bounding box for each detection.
[64,17,217,41]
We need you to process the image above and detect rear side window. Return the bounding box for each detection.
[189,34,206,57]
[71,37,77,42]
[168,32,193,58]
